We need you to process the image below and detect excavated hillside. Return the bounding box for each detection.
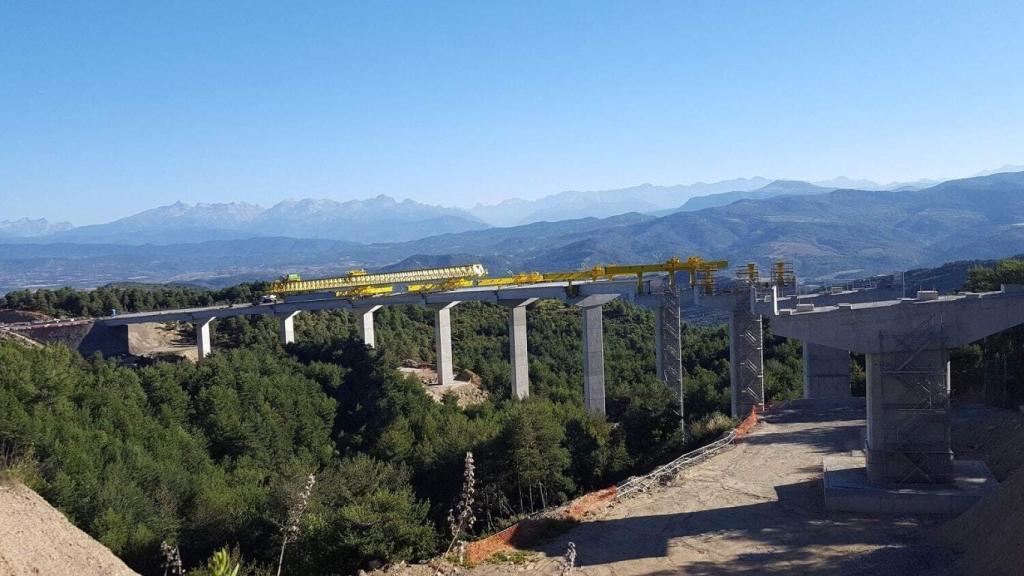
[0,478,139,576]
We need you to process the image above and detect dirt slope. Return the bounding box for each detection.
[0,479,139,576]
[939,467,1024,576]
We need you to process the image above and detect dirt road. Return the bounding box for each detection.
[468,400,956,576]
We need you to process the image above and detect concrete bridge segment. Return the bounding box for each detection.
[767,285,1024,512]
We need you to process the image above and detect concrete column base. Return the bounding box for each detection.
[823,454,996,514]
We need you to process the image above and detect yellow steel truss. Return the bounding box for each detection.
[270,256,728,299]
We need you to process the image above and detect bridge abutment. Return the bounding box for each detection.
[803,342,851,400]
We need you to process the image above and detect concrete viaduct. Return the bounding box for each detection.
[94,274,787,419]
[19,268,1024,513]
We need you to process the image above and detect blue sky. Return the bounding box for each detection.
[2,1,1023,224]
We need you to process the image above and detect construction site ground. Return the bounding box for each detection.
[398,365,489,407]
[384,399,1024,576]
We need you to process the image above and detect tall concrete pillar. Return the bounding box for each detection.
[504,299,536,400]
[729,306,763,419]
[803,342,851,399]
[354,305,382,347]
[865,347,952,484]
[279,312,299,345]
[196,318,214,359]
[432,303,459,387]
[581,304,606,415]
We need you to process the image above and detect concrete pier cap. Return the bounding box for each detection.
[769,286,1024,513]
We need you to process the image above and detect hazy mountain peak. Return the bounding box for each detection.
[0,217,74,237]
[974,164,1024,177]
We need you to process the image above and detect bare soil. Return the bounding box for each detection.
[399,365,489,407]
[938,403,1024,576]
[0,479,139,576]
[127,322,197,362]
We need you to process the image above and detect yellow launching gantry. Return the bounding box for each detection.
[267,264,489,297]
[267,256,728,299]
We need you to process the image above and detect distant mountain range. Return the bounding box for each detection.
[0,218,73,238]
[468,178,772,226]
[5,166,1019,245]
[3,170,1024,292]
[15,196,488,245]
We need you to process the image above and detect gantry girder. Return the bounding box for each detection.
[269,256,729,301]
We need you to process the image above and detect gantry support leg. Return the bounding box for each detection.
[354,305,382,347]
[803,342,851,399]
[279,312,299,345]
[581,304,607,415]
[504,299,536,400]
[196,318,214,360]
[729,306,763,419]
[431,303,459,387]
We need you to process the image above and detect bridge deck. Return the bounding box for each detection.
[100,279,643,326]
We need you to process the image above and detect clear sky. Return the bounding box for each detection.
[2,1,1023,224]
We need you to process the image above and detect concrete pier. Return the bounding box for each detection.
[580,303,606,415]
[769,287,1024,511]
[431,303,459,387]
[729,305,764,419]
[354,305,381,347]
[865,346,952,484]
[196,318,213,359]
[504,299,535,399]
[803,342,851,400]
[279,312,299,345]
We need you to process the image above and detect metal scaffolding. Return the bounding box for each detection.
[877,315,951,484]
[658,277,685,434]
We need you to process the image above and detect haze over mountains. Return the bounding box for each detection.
[2,169,1024,293]
[8,166,1011,245]
[10,196,488,245]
